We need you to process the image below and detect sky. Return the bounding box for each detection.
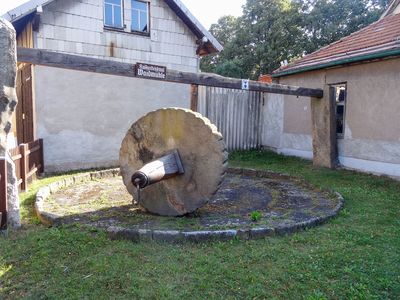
[0,0,246,29]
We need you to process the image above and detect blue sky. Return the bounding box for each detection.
[0,0,245,29]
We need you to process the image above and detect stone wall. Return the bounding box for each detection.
[0,18,21,229]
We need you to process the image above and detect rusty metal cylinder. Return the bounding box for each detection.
[131,150,184,189]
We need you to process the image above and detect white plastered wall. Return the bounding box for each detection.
[34,65,190,172]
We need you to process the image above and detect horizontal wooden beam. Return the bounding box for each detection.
[17,47,323,98]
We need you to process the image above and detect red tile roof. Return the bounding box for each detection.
[273,13,400,77]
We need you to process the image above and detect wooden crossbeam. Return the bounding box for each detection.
[17,47,323,98]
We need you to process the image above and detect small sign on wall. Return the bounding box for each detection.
[135,63,167,80]
[242,79,250,90]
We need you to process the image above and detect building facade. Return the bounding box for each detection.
[270,4,400,177]
[3,0,222,172]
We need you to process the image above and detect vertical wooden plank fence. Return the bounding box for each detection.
[10,139,44,192]
[0,139,44,229]
[198,86,263,151]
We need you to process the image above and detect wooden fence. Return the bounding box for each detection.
[0,139,43,229]
[198,86,263,151]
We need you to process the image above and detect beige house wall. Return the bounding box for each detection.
[272,58,400,177]
[34,65,190,172]
[262,71,324,159]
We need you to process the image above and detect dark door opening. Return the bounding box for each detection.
[330,83,347,139]
[16,64,35,144]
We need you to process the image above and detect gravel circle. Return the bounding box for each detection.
[35,168,344,243]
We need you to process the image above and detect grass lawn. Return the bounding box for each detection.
[1,150,399,299]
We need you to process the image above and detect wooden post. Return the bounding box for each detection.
[20,143,28,191]
[311,84,337,168]
[0,159,7,229]
[190,84,199,112]
[39,139,44,173]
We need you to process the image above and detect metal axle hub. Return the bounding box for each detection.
[131,149,185,189]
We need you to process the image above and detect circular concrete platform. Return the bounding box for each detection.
[35,168,344,242]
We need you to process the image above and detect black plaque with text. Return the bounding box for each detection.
[135,63,167,80]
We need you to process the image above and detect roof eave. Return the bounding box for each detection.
[2,0,52,22]
[3,0,223,55]
[272,48,400,78]
[164,0,223,54]
[380,0,400,19]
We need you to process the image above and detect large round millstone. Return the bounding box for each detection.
[119,108,228,216]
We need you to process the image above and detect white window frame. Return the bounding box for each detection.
[131,0,150,34]
[104,0,124,29]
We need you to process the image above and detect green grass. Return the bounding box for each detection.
[1,150,399,299]
[250,210,262,222]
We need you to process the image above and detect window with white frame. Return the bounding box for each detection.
[104,0,123,28]
[131,0,149,33]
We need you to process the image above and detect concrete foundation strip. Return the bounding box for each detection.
[35,168,345,242]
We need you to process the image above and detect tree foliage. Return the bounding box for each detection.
[299,0,389,53]
[200,0,389,79]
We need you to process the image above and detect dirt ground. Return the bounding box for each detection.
[44,173,341,231]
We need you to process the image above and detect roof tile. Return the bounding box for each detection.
[274,13,400,76]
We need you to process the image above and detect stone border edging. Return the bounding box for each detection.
[35,167,345,243]
[35,169,120,226]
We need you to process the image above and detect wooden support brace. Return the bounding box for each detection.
[311,85,337,168]
[39,139,44,173]
[190,84,199,112]
[0,159,7,229]
[20,144,28,191]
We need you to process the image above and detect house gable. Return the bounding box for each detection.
[381,0,400,18]
[3,0,222,72]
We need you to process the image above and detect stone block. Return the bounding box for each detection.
[250,227,275,239]
[138,229,153,242]
[48,181,63,193]
[0,18,20,229]
[152,230,183,242]
[275,224,296,235]
[227,167,243,175]
[36,186,51,199]
[107,226,140,242]
[236,229,250,240]
[242,168,258,177]
[6,158,20,228]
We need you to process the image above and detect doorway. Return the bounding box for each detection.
[16,64,35,144]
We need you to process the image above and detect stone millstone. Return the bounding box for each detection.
[120,108,228,216]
